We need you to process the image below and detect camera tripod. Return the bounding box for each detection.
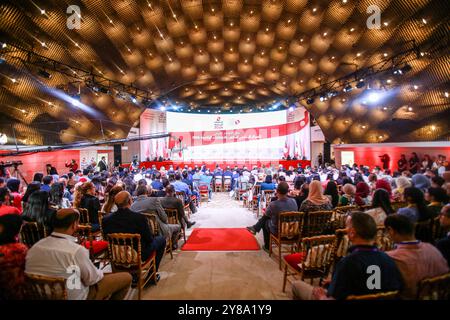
[10,165,29,186]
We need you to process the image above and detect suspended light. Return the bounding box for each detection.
[343,84,353,92]
[319,94,328,102]
[356,79,365,88]
[306,97,315,104]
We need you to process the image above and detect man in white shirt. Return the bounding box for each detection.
[25,208,132,300]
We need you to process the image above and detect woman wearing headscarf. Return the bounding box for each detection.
[354,182,371,206]
[392,176,412,201]
[338,183,356,206]
[411,173,431,193]
[375,179,392,197]
[299,180,332,214]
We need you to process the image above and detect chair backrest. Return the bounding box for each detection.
[416,272,450,300]
[299,235,336,273]
[77,208,90,224]
[98,211,106,238]
[375,226,394,251]
[253,184,261,194]
[142,212,160,236]
[24,273,67,300]
[175,191,186,203]
[199,184,209,193]
[164,208,180,225]
[346,290,399,300]
[333,228,351,261]
[75,224,103,261]
[107,233,142,270]
[277,211,305,240]
[335,205,357,214]
[302,211,333,237]
[20,221,47,248]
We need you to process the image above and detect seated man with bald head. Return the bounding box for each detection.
[102,191,166,274]
[25,208,132,300]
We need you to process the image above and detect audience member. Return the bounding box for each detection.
[384,214,449,299]
[291,212,403,300]
[25,208,132,300]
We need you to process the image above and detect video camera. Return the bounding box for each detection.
[0,160,23,169]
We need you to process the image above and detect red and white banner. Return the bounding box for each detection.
[141,107,310,161]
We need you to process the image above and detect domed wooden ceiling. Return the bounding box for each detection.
[0,0,448,146]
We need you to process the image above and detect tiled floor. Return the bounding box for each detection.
[140,192,290,300]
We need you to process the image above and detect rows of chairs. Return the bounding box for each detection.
[265,204,450,299]
[213,177,232,192]
[18,203,192,300]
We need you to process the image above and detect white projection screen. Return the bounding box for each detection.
[140,107,310,162]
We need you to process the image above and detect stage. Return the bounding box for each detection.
[123,160,311,171]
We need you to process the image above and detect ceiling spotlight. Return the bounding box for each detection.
[37,69,51,79]
[312,8,317,13]
[383,22,389,26]
[408,106,413,111]
[11,78,16,83]
[41,9,46,15]
[422,18,427,25]
[361,125,366,129]
[160,106,166,111]
[306,97,315,104]
[319,94,328,102]
[343,84,353,92]
[288,106,294,112]
[131,97,137,103]
[413,85,419,90]
[401,64,412,73]
[1,43,6,48]
[356,80,365,89]
[327,90,338,98]
[445,92,449,98]
[431,125,436,130]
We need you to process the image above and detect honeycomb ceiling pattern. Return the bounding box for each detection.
[0,0,449,146]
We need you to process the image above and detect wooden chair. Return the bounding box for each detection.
[165,208,187,243]
[107,233,157,300]
[269,211,305,270]
[282,235,336,292]
[332,228,351,272]
[20,221,47,248]
[198,184,209,204]
[376,226,394,251]
[416,272,450,300]
[263,190,275,208]
[97,210,107,240]
[214,177,223,192]
[142,212,173,259]
[77,207,90,224]
[346,291,399,300]
[75,224,109,265]
[176,191,191,217]
[251,185,261,216]
[223,177,232,191]
[24,273,67,300]
[302,210,333,238]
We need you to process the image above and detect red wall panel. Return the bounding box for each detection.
[335,145,450,171]
[1,150,80,183]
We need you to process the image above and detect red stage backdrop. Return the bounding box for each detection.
[140,107,311,161]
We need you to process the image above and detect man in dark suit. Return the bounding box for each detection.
[98,156,108,172]
[436,204,450,266]
[131,185,181,250]
[102,191,166,276]
[159,185,195,229]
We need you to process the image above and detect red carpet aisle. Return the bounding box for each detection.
[181,228,260,251]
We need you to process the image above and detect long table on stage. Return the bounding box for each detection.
[123,160,311,170]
